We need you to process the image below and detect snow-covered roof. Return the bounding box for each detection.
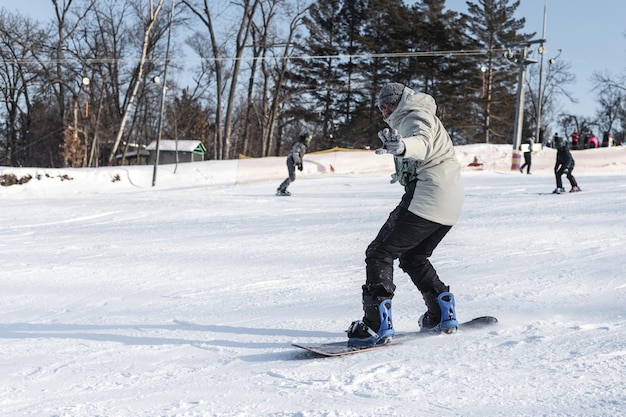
[145,140,206,154]
[114,150,150,159]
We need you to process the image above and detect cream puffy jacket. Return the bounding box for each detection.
[384,87,464,226]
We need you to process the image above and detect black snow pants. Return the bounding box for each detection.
[363,206,451,308]
[520,152,532,173]
[555,166,578,189]
[278,156,296,192]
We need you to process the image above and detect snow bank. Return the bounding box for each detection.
[1,145,625,194]
[456,143,626,173]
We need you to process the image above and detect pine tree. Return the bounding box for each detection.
[464,0,532,143]
[289,0,368,150]
[404,0,482,144]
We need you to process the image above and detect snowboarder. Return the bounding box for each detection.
[276,133,312,196]
[553,135,581,194]
[346,83,464,347]
[519,136,534,174]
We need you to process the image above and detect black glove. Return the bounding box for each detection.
[297,163,303,171]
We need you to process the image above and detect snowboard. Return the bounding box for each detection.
[292,316,498,357]
[538,189,583,195]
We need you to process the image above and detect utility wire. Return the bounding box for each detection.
[0,48,510,65]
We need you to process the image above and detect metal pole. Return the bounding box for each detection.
[511,46,529,171]
[152,0,175,187]
[508,39,543,171]
[536,0,548,147]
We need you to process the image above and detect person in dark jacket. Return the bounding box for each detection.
[276,133,311,196]
[519,136,534,174]
[553,136,581,194]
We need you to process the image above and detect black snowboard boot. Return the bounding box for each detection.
[419,288,458,334]
[347,296,394,347]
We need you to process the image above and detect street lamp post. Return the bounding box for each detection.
[82,77,90,118]
[151,0,175,187]
[536,0,548,147]
[480,65,487,98]
[509,40,543,171]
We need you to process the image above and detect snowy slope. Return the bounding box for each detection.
[1,149,625,416]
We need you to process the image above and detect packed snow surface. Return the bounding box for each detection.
[1,151,625,416]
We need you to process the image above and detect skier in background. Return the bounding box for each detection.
[519,136,534,174]
[346,82,464,347]
[276,133,312,196]
[553,136,581,194]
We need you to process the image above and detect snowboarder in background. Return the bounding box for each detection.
[550,132,561,149]
[276,133,312,196]
[553,136,581,194]
[346,82,464,347]
[519,136,534,174]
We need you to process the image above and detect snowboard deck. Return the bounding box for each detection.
[538,190,583,195]
[292,316,498,357]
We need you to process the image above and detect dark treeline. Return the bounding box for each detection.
[0,0,623,167]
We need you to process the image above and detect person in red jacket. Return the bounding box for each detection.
[571,130,579,150]
[588,133,599,149]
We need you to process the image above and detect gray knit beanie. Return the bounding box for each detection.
[377,83,405,109]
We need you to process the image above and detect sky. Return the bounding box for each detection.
[2,0,625,120]
[433,0,626,118]
[1,145,625,415]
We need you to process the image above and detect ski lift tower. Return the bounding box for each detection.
[508,39,543,171]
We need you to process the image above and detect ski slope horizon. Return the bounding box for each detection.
[2,144,626,192]
[1,145,625,416]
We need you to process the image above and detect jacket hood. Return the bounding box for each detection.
[384,87,437,126]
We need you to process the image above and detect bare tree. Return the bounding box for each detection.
[593,77,624,136]
[593,70,626,93]
[107,0,167,165]
[525,56,576,141]
[558,114,598,144]
[1,0,96,167]
[464,0,531,143]
[260,1,310,157]
[183,0,260,160]
[0,11,46,166]
[82,0,134,166]
[49,0,97,167]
